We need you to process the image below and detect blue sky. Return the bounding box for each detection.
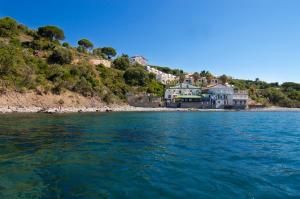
[1,0,299,83]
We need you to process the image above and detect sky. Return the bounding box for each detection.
[1,0,299,83]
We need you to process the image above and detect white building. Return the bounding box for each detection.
[207,84,248,108]
[130,56,148,66]
[164,83,201,103]
[146,66,177,85]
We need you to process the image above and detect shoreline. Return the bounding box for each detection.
[0,105,300,114]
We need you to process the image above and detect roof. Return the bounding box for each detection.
[175,95,202,99]
[130,55,148,61]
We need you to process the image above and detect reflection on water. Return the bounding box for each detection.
[0,112,300,198]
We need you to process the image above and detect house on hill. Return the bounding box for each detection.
[130,55,148,66]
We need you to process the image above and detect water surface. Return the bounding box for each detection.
[0,112,300,198]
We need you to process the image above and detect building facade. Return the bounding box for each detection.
[164,83,201,103]
[130,56,148,66]
[146,66,177,85]
[207,84,248,109]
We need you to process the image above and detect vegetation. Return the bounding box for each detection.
[229,79,300,107]
[151,65,183,76]
[112,55,131,70]
[0,17,299,107]
[78,39,93,51]
[37,26,65,41]
[0,17,165,104]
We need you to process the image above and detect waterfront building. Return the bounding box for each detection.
[206,84,248,109]
[164,83,201,103]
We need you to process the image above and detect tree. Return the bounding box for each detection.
[92,48,103,57]
[219,74,228,84]
[48,47,73,65]
[112,55,130,70]
[101,47,116,60]
[192,72,200,83]
[62,42,70,48]
[77,45,86,53]
[123,67,146,86]
[149,72,156,80]
[0,17,19,37]
[78,39,93,50]
[37,26,65,41]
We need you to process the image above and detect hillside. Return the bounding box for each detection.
[0,17,299,109]
[0,17,164,108]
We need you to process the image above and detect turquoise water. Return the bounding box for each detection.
[0,112,300,199]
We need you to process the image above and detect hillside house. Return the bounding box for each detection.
[130,56,148,66]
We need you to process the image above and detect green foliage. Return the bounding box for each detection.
[219,74,228,84]
[149,72,156,80]
[78,39,93,50]
[200,70,212,77]
[0,17,19,37]
[92,48,103,57]
[151,65,183,75]
[62,42,70,48]
[77,45,86,53]
[22,37,58,50]
[146,79,164,96]
[48,47,73,65]
[97,65,129,100]
[123,67,146,86]
[37,26,65,41]
[101,47,117,59]
[113,55,130,70]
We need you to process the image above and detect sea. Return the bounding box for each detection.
[0,112,299,198]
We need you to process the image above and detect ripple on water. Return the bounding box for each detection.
[0,112,300,198]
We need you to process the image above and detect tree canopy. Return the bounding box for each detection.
[78,39,93,50]
[0,17,19,37]
[37,26,65,41]
[112,55,131,70]
[123,67,147,86]
[101,47,117,60]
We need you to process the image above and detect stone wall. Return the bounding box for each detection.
[127,94,163,108]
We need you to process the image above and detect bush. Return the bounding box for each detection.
[113,55,130,70]
[78,39,93,50]
[0,17,19,37]
[124,67,146,86]
[48,47,73,64]
[101,47,116,60]
[37,26,65,41]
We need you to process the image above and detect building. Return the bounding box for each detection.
[206,84,248,109]
[183,74,194,85]
[130,56,148,66]
[146,66,177,85]
[165,83,201,102]
[164,83,214,108]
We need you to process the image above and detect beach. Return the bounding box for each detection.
[0,105,300,113]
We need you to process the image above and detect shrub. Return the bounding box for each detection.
[112,55,130,70]
[37,26,65,41]
[48,47,73,64]
[123,67,146,86]
[78,39,93,50]
[0,17,19,37]
[101,47,116,60]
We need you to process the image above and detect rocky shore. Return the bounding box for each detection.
[0,105,300,114]
[0,91,299,114]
